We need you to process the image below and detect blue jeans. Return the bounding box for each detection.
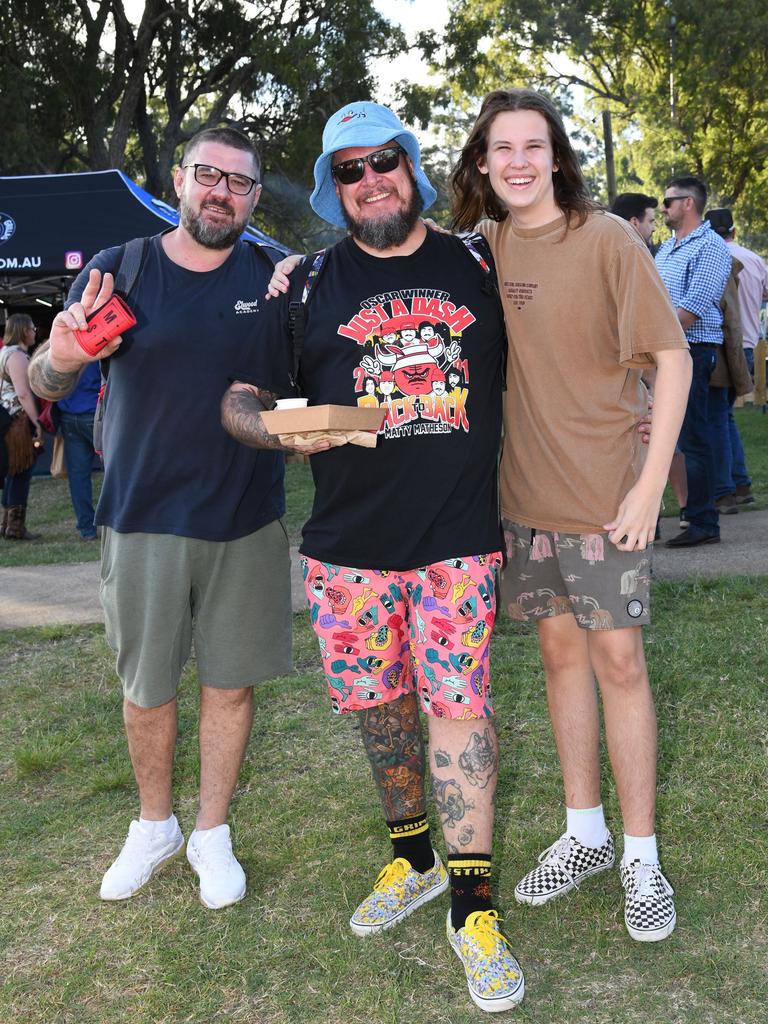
[711,349,753,497]
[725,389,751,492]
[2,464,33,506]
[59,411,98,538]
[678,345,719,534]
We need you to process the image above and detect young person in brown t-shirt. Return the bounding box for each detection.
[452,89,692,943]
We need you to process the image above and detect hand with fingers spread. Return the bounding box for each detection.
[48,270,123,372]
[266,254,303,298]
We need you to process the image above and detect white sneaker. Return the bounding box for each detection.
[99,817,184,901]
[186,824,246,909]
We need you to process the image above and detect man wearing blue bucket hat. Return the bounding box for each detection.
[309,101,437,234]
[224,101,524,1012]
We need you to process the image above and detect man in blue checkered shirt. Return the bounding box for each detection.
[655,176,732,547]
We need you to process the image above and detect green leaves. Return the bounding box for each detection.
[426,0,768,240]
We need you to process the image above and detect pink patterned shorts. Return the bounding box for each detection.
[301,552,502,718]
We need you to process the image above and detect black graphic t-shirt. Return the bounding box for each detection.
[236,229,505,570]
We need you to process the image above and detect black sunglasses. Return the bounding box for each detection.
[182,163,259,196]
[331,146,406,186]
[662,194,691,209]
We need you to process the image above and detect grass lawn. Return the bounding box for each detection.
[1,579,767,1023]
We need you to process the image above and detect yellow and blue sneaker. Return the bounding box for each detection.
[349,852,448,936]
[446,909,525,1012]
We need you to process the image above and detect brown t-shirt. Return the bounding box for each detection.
[481,211,688,533]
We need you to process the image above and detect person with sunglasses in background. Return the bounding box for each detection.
[655,177,732,547]
[223,101,524,1014]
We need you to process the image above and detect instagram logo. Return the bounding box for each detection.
[65,251,83,270]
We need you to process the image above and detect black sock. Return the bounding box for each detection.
[448,854,493,930]
[386,814,435,873]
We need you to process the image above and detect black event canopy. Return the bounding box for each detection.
[0,169,288,307]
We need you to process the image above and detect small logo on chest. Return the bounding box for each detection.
[234,299,260,315]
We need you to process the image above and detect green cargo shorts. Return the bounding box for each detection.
[100,520,293,707]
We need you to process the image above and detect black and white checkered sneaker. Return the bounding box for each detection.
[620,859,676,941]
[514,832,615,905]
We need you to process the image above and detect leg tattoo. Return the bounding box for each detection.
[458,727,498,789]
[433,777,474,829]
[359,692,426,820]
[429,720,498,852]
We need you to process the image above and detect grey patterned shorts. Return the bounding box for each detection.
[500,520,652,631]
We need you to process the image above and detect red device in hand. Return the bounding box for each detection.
[74,295,137,356]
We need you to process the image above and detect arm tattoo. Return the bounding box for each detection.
[359,692,426,820]
[28,347,83,400]
[221,386,285,450]
[457,727,498,789]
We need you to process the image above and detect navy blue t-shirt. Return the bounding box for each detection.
[67,233,285,541]
[235,230,505,570]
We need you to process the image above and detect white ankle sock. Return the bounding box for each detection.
[623,833,658,865]
[566,804,609,848]
[139,814,177,836]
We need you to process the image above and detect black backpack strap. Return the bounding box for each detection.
[93,236,150,453]
[113,236,150,298]
[458,232,498,296]
[100,236,150,382]
[243,237,282,271]
[457,232,507,388]
[287,249,328,387]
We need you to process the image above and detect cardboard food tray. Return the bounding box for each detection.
[261,404,385,434]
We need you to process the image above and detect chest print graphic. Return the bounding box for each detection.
[503,281,538,310]
[337,289,476,438]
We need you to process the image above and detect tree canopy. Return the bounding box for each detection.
[3,1,767,249]
[0,0,405,247]
[409,0,768,246]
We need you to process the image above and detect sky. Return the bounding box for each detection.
[371,0,449,105]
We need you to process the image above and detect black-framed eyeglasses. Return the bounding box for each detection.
[182,163,259,196]
[662,194,691,209]
[331,146,406,186]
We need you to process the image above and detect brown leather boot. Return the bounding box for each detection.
[4,504,39,541]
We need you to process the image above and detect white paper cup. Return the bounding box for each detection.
[275,398,309,410]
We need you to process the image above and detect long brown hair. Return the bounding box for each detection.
[451,89,599,232]
[3,313,34,348]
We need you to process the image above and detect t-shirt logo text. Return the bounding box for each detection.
[504,281,538,310]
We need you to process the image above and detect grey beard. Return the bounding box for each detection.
[180,202,248,250]
[344,188,423,250]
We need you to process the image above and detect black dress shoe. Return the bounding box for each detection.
[665,527,720,548]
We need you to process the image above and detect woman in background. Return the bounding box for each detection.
[1,313,42,539]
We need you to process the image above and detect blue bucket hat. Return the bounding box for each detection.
[310,101,437,228]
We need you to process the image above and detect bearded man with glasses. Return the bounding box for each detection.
[655,176,732,546]
[29,126,293,911]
